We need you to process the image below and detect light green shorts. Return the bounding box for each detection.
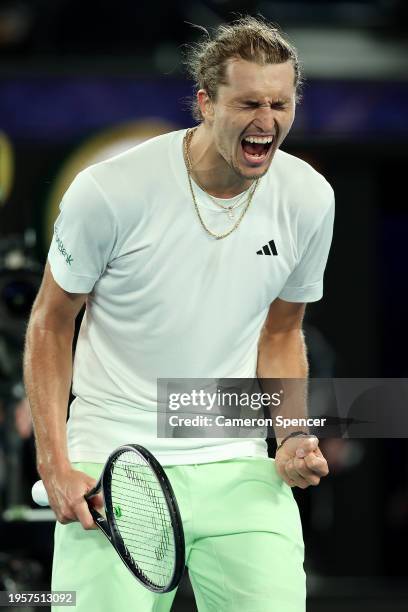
[52,457,305,612]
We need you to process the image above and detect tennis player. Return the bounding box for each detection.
[24,16,333,612]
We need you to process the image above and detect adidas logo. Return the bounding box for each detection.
[256,240,278,256]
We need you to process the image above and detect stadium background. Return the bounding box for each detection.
[0,1,407,610]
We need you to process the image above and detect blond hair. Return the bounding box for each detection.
[185,16,302,121]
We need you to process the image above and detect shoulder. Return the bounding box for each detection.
[86,129,182,186]
[63,129,183,220]
[266,149,335,243]
[272,149,334,214]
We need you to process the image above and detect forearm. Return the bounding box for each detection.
[24,317,74,478]
[256,328,309,445]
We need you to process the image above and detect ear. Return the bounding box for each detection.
[197,89,214,122]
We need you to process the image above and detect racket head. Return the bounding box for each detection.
[101,444,185,593]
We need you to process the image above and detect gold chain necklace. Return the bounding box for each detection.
[184,153,251,220]
[183,128,259,240]
[207,190,249,220]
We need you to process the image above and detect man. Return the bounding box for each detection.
[24,15,333,612]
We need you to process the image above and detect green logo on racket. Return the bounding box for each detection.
[114,505,122,519]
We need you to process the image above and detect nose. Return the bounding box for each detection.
[253,105,277,133]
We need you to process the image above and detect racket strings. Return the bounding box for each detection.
[109,452,176,587]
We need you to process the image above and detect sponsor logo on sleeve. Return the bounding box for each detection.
[54,229,74,266]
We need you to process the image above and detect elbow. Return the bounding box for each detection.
[25,306,75,343]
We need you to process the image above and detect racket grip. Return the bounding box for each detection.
[32,480,49,507]
[32,480,100,507]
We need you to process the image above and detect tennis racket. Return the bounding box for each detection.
[32,444,185,593]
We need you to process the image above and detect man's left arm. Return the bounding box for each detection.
[256,297,329,489]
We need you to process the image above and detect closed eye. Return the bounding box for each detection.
[271,102,287,110]
[242,101,288,110]
[242,101,261,108]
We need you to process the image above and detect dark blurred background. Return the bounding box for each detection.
[0,1,407,610]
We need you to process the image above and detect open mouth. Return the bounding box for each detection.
[241,135,274,165]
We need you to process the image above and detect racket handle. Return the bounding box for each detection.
[32,479,101,507]
[32,480,49,507]
[31,481,110,540]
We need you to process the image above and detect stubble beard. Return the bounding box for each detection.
[230,152,275,182]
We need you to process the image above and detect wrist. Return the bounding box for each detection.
[37,455,71,480]
[276,431,311,452]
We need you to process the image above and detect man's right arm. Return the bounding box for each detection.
[24,262,102,529]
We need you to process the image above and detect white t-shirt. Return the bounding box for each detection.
[47,128,335,465]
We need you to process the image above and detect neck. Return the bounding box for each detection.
[186,124,255,198]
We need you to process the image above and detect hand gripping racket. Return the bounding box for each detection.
[32,444,185,593]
